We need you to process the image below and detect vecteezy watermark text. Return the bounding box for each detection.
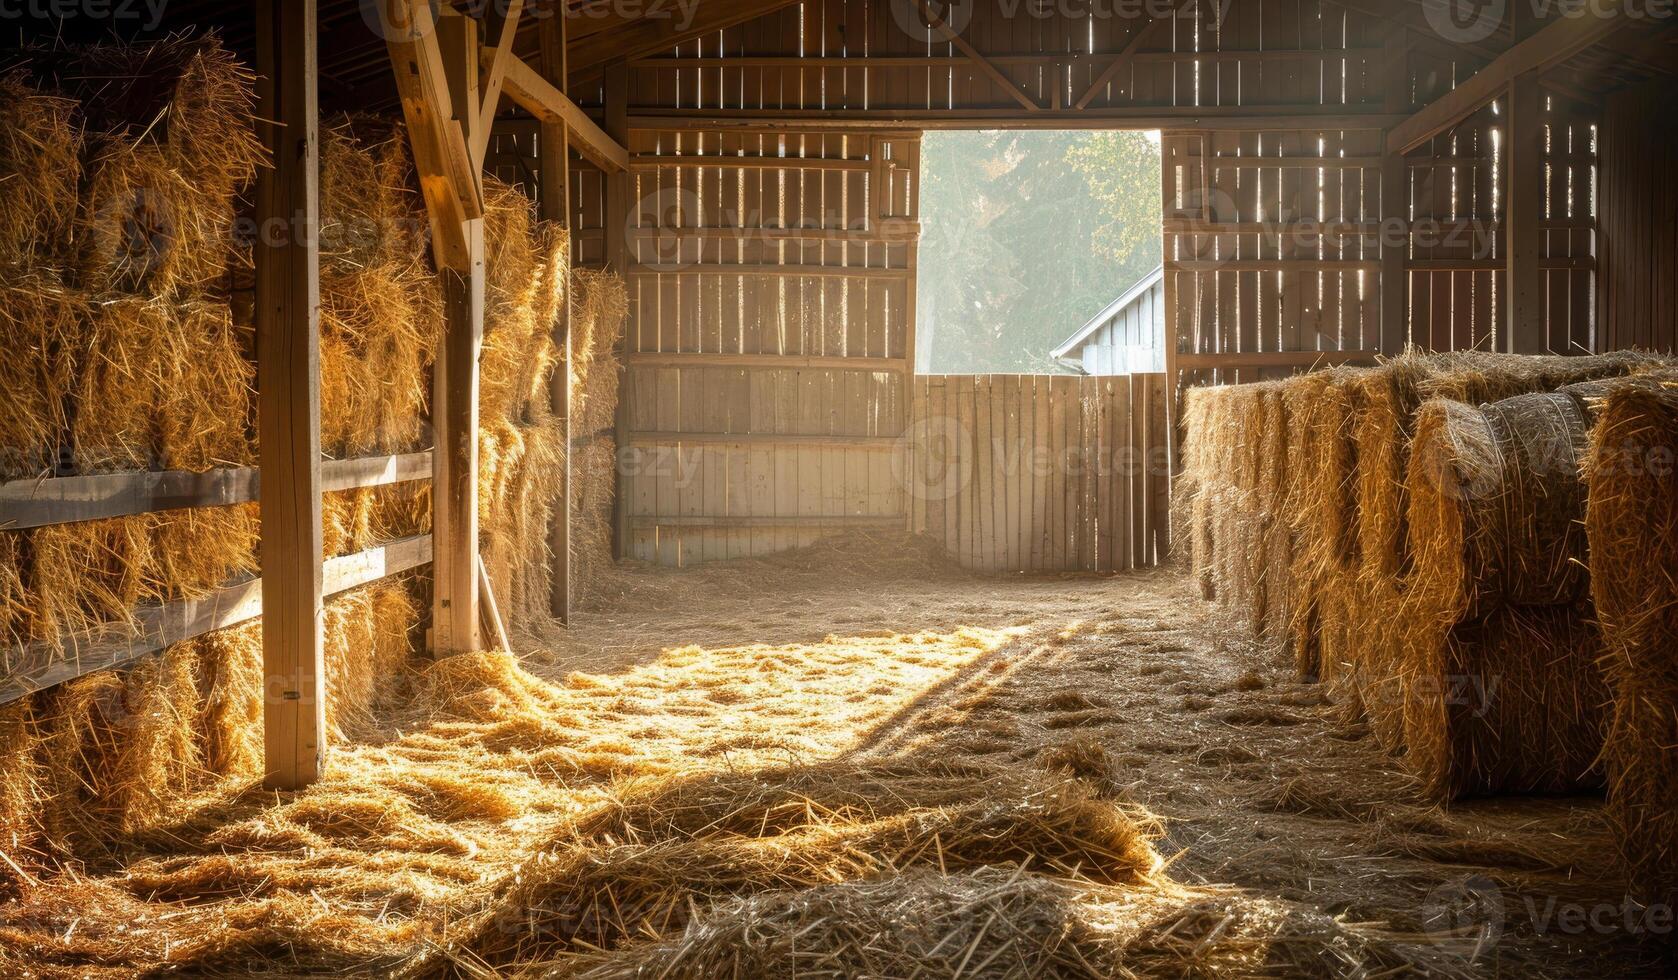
[0,0,168,28]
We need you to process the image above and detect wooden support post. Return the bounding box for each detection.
[254,0,325,789]
[539,3,572,624]
[604,62,633,560]
[431,13,485,654]
[1506,76,1546,353]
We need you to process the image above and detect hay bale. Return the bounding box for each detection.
[73,296,253,473]
[0,73,81,267]
[1394,602,1605,801]
[1284,367,1367,683]
[313,117,440,459]
[1585,380,1678,909]
[34,36,265,295]
[0,576,419,868]
[1391,392,1621,798]
[0,273,81,481]
[570,269,628,602]
[24,505,258,652]
[1351,349,1663,594]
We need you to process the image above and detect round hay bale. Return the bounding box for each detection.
[1407,393,1593,619]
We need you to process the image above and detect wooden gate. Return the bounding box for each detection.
[906,373,1170,574]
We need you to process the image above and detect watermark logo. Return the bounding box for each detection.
[360,0,444,42]
[891,0,976,39]
[632,185,704,273]
[1422,875,1507,952]
[0,0,168,28]
[895,414,975,502]
[1425,0,1506,44]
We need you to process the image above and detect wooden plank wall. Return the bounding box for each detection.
[907,373,1170,573]
[1598,80,1675,355]
[616,129,921,564]
[1164,59,1601,389]
[1162,128,1386,388]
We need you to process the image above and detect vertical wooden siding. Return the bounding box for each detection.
[617,129,921,564]
[1162,129,1386,388]
[907,373,1170,573]
[1600,80,1677,355]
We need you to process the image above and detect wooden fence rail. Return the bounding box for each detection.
[907,373,1171,574]
[0,535,433,706]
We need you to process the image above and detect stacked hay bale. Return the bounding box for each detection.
[1179,351,1663,719]
[478,182,569,631]
[313,114,440,560]
[569,268,630,604]
[1396,386,1615,798]
[0,37,264,661]
[1281,367,1366,686]
[1584,378,1678,912]
[1341,350,1661,748]
[0,45,433,875]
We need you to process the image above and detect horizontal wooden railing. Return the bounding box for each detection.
[0,452,432,530]
[0,535,432,705]
[1,452,436,702]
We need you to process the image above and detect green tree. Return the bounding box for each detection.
[917,130,1161,374]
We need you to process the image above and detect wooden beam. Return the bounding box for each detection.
[630,154,871,171]
[0,453,431,531]
[1074,0,1190,110]
[493,51,629,171]
[629,109,1410,131]
[1380,27,1409,356]
[629,515,904,530]
[430,12,485,655]
[567,0,803,78]
[628,224,922,244]
[473,0,526,170]
[1386,0,1626,155]
[626,352,905,371]
[627,262,913,279]
[0,536,433,707]
[379,0,483,270]
[911,0,1041,111]
[255,0,326,791]
[538,3,571,626]
[625,432,901,450]
[477,555,512,651]
[1173,349,1381,368]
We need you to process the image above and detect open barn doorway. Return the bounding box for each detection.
[916,130,1163,375]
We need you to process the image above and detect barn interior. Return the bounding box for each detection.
[1,0,1676,976]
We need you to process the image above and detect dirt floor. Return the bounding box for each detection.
[0,535,1667,977]
[526,537,1666,978]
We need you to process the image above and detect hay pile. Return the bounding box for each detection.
[1584,379,1678,911]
